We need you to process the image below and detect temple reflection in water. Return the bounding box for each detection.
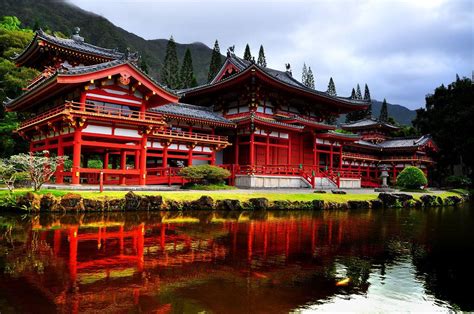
[0,208,472,313]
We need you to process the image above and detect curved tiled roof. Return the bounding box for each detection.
[4,60,176,109]
[341,118,399,130]
[182,54,369,108]
[13,29,126,62]
[353,135,433,150]
[150,103,235,126]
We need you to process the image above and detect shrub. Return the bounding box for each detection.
[63,159,72,171]
[396,166,428,189]
[179,165,231,185]
[445,175,472,188]
[87,159,103,169]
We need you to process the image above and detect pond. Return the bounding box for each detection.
[0,204,472,313]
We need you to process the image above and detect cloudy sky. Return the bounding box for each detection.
[68,0,472,109]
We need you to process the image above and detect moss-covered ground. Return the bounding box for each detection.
[0,188,464,204]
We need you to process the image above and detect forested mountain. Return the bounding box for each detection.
[1,0,216,83]
[2,0,418,125]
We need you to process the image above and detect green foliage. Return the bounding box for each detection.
[10,151,67,191]
[445,175,471,188]
[334,129,355,135]
[181,182,236,190]
[327,77,337,96]
[413,76,473,182]
[379,98,389,122]
[396,166,428,189]
[355,84,362,100]
[63,159,72,171]
[301,63,307,85]
[178,165,231,185]
[207,40,222,82]
[305,67,315,89]
[0,16,37,158]
[87,159,103,169]
[243,44,252,61]
[162,36,180,89]
[363,84,372,117]
[179,48,197,88]
[257,45,266,67]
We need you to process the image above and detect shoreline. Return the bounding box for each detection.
[0,189,468,212]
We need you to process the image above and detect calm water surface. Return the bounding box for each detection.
[0,205,473,313]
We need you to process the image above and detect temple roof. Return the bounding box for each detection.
[353,135,434,150]
[341,118,400,130]
[181,54,369,110]
[4,60,177,111]
[150,103,235,127]
[275,115,335,130]
[230,114,305,131]
[13,28,137,68]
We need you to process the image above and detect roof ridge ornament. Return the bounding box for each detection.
[71,26,84,43]
[227,45,235,57]
[285,63,292,77]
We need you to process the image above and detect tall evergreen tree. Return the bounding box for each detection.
[179,48,197,89]
[257,45,267,67]
[363,83,372,117]
[350,88,356,99]
[306,67,315,89]
[355,83,362,99]
[379,98,389,122]
[208,40,222,82]
[327,77,337,96]
[162,36,180,89]
[243,44,252,61]
[301,63,308,85]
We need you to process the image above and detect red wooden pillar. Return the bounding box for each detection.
[339,144,343,170]
[104,151,109,169]
[265,130,270,165]
[287,134,292,165]
[188,126,193,166]
[234,133,240,165]
[139,134,147,185]
[210,128,216,165]
[69,227,78,288]
[79,91,87,110]
[250,131,255,166]
[71,128,82,185]
[119,150,127,185]
[56,136,64,184]
[162,142,169,167]
[329,142,334,172]
[312,133,317,167]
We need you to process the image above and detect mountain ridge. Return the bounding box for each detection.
[2,0,417,125]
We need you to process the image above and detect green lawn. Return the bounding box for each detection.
[0,188,463,204]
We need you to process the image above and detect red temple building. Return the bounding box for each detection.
[5,29,436,188]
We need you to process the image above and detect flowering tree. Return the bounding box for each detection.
[0,159,17,192]
[10,151,67,191]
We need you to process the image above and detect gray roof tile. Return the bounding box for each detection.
[150,103,234,126]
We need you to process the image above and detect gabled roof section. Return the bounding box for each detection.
[13,29,135,68]
[352,135,437,151]
[4,60,177,111]
[182,53,369,111]
[150,103,235,128]
[341,118,400,131]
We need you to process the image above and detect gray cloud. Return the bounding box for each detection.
[69,0,473,109]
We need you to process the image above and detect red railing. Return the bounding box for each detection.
[381,155,434,163]
[19,101,165,130]
[152,129,229,143]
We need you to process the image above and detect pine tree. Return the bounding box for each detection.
[301,63,308,85]
[379,98,389,122]
[257,45,267,67]
[162,36,180,89]
[306,67,315,89]
[208,40,222,82]
[327,77,337,96]
[179,48,196,89]
[350,88,356,99]
[356,84,362,99]
[363,84,372,117]
[243,44,252,61]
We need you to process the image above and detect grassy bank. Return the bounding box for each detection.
[0,188,464,204]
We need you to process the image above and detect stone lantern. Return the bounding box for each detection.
[375,164,395,192]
